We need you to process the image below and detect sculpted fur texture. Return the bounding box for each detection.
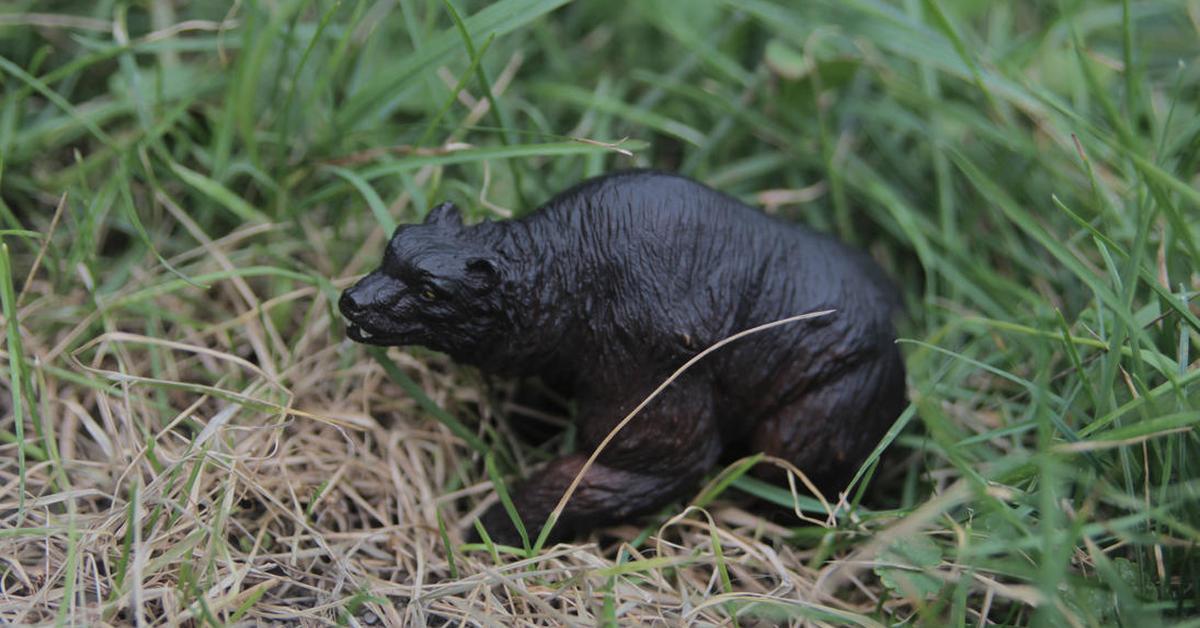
[339,170,907,544]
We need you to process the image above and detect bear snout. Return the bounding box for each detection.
[339,271,397,319]
[338,288,366,318]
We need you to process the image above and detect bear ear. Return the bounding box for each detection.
[465,256,499,289]
[424,201,462,227]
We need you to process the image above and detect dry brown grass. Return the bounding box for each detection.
[0,218,929,626]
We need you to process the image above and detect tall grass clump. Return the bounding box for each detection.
[0,0,1197,624]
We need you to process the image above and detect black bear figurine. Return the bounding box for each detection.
[339,170,906,544]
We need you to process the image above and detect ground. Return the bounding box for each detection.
[0,0,1197,625]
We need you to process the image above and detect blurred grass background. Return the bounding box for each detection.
[1,0,1198,624]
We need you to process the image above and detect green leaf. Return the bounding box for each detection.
[167,161,269,223]
[334,0,571,128]
[875,534,944,600]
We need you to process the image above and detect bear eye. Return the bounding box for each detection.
[420,287,438,301]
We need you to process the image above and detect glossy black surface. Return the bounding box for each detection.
[340,170,907,544]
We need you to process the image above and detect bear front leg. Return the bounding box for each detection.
[474,382,721,545]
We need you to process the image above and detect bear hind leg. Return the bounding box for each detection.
[749,349,906,498]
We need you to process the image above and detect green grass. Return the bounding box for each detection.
[1,0,1198,624]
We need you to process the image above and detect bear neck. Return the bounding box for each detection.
[463,215,589,380]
